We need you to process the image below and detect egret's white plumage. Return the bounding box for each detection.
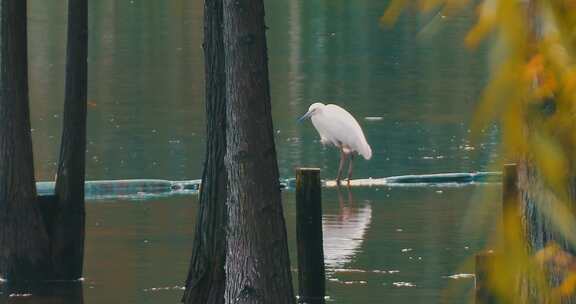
[299,102,372,183]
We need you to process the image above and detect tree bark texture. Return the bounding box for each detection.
[518,162,576,303]
[52,0,88,280]
[182,0,227,302]
[0,0,52,281]
[222,0,295,303]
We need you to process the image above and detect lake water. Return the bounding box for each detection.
[10,0,501,303]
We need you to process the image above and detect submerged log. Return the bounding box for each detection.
[36,179,202,199]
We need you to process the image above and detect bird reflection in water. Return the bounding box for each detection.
[323,185,372,268]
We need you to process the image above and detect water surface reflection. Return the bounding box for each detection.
[0,281,83,304]
[323,187,372,269]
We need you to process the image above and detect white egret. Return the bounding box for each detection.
[298,102,372,184]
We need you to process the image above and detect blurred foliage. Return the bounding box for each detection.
[384,0,576,302]
[383,0,576,173]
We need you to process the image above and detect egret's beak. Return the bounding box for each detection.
[297,111,312,123]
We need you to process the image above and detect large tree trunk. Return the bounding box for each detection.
[0,0,52,282]
[222,0,295,303]
[182,0,227,302]
[52,0,88,280]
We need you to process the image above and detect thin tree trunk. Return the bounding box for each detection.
[182,0,227,302]
[222,0,295,303]
[52,0,88,280]
[49,0,88,280]
[0,0,52,282]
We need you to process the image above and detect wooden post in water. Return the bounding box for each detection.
[475,251,497,304]
[296,168,325,304]
[474,163,520,303]
[502,163,520,240]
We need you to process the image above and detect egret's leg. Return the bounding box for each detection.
[347,184,354,203]
[337,148,347,184]
[347,154,354,184]
[336,183,344,207]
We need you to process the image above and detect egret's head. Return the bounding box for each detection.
[298,102,325,122]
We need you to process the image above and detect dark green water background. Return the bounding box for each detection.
[18,0,502,303]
